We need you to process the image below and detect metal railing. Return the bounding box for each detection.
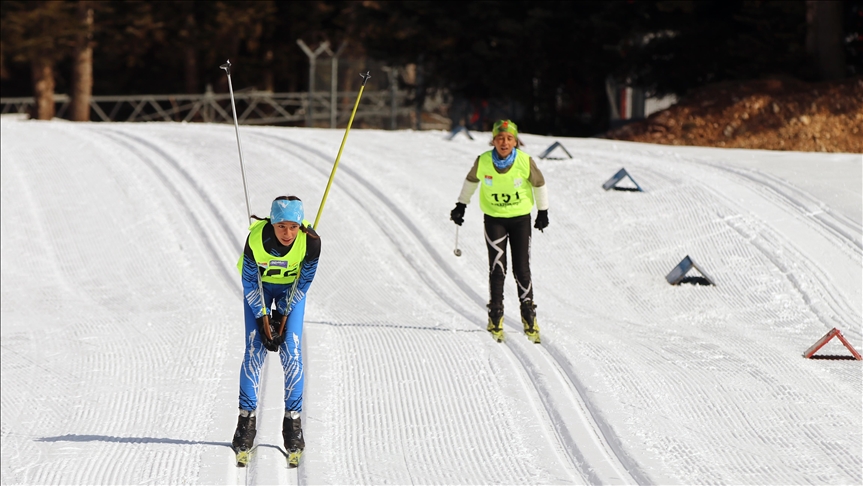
[0,87,449,129]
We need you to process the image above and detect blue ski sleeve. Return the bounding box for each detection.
[241,241,268,319]
[278,258,318,315]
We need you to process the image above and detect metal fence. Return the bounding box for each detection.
[0,87,451,130]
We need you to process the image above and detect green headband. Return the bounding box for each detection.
[492,120,518,138]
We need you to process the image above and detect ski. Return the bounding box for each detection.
[487,313,505,343]
[234,446,255,467]
[521,312,541,344]
[287,448,303,468]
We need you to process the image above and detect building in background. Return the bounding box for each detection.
[606,77,677,130]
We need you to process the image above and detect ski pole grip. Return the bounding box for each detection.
[261,314,273,340]
[360,71,371,86]
[220,60,232,75]
[279,315,287,336]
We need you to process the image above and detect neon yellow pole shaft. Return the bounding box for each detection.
[279,72,372,334]
[313,71,371,230]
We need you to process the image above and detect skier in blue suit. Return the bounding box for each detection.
[231,195,321,465]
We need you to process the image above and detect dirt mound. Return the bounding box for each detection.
[604,77,863,154]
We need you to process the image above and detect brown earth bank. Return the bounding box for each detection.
[602,76,863,154]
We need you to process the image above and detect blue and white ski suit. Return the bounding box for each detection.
[238,220,320,413]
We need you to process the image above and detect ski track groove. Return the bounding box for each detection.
[383,326,525,483]
[331,133,679,485]
[683,158,862,334]
[570,150,860,482]
[249,130,642,484]
[633,151,861,338]
[55,125,250,484]
[3,124,858,484]
[253,132,564,482]
[587,149,860,339]
[246,131,580,480]
[0,137,78,478]
[725,183,860,332]
[714,163,861,253]
[2,124,172,484]
[97,125,309,486]
[472,150,852,480]
[109,122,303,484]
[248,133,560,482]
[96,127,242,289]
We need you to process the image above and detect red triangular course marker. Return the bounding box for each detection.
[803,328,862,360]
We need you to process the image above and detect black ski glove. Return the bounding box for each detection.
[270,310,287,348]
[257,314,284,352]
[450,202,466,226]
[534,210,549,232]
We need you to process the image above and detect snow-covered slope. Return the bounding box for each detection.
[1,117,860,485]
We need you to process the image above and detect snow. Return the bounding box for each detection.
[1,116,861,485]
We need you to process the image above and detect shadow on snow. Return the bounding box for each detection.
[35,434,291,454]
[35,434,234,450]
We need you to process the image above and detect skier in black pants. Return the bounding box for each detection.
[450,120,549,343]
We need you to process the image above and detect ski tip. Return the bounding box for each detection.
[287,449,303,468]
[235,452,251,467]
[233,446,254,467]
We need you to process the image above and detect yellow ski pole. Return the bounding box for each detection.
[313,71,371,230]
[279,71,371,336]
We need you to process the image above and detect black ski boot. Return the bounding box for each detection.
[283,411,305,467]
[520,300,541,344]
[232,409,256,466]
[487,302,505,342]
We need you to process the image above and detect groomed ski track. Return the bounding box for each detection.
[1,119,860,485]
[247,131,639,485]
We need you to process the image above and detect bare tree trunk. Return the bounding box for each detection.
[184,45,198,94]
[1,45,9,82]
[70,1,94,122]
[184,13,198,94]
[806,0,845,81]
[31,56,55,120]
[263,49,274,92]
[415,54,425,130]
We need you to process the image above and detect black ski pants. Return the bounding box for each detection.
[483,213,533,307]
